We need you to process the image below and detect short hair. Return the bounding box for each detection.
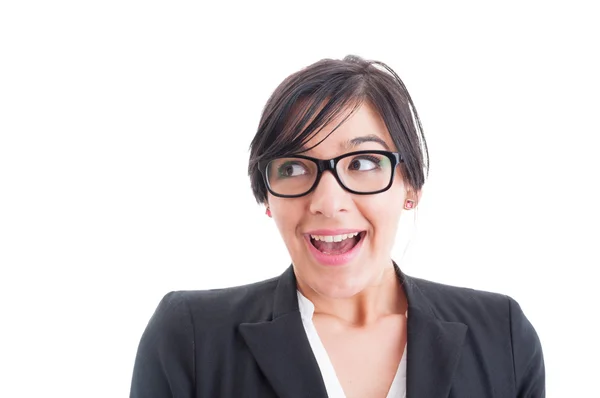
[248,55,429,204]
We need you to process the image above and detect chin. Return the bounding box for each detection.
[307,266,371,299]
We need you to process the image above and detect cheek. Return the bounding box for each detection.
[357,187,404,232]
[270,199,304,240]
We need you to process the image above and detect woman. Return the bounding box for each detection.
[130,56,545,397]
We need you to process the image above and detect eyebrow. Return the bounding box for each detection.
[343,134,390,150]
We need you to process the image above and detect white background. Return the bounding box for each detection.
[1,1,598,397]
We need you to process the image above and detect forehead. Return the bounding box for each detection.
[301,103,395,158]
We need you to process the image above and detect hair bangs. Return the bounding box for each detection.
[251,73,366,165]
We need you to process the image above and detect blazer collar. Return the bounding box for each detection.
[239,264,468,398]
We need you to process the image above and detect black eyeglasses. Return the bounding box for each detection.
[259,150,404,198]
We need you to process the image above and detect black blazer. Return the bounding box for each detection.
[130,265,545,397]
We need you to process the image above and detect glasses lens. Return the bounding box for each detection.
[337,152,393,193]
[266,157,317,196]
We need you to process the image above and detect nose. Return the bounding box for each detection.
[308,170,350,218]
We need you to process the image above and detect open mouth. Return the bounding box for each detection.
[309,231,366,255]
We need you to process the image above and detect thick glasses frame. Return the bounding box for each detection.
[259,150,404,198]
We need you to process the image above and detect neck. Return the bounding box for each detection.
[298,262,406,326]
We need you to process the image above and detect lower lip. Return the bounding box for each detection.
[304,233,365,267]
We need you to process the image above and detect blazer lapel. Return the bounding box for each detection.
[398,268,468,398]
[239,265,328,398]
[240,263,467,398]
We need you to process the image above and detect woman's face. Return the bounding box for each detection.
[267,103,413,298]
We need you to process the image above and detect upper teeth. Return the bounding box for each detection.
[310,232,359,242]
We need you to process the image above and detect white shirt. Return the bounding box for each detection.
[297,291,407,398]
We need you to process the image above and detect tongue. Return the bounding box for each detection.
[312,236,359,255]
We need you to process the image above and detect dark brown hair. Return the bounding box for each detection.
[248,55,429,204]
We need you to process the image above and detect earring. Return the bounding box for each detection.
[404,199,415,210]
[265,206,272,217]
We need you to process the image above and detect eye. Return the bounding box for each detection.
[277,162,308,178]
[348,156,381,171]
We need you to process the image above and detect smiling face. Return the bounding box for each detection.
[267,103,412,299]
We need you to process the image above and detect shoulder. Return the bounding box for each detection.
[152,275,280,329]
[407,275,545,394]
[407,276,511,323]
[406,275,538,347]
[406,274,543,337]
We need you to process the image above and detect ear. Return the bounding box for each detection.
[405,188,422,208]
[263,201,272,217]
